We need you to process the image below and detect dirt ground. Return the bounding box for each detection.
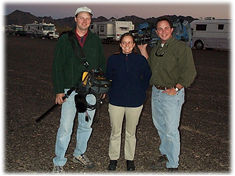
[5,36,230,174]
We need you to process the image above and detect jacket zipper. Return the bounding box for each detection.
[125,54,129,72]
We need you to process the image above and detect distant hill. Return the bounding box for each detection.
[5,10,197,33]
[6,10,55,25]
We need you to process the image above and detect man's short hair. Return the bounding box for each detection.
[156,16,173,29]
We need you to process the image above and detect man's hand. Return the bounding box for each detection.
[100,93,106,100]
[163,84,183,95]
[55,93,66,105]
[137,44,149,59]
[163,88,177,95]
[137,43,147,50]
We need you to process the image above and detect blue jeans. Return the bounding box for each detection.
[53,89,96,166]
[152,86,185,168]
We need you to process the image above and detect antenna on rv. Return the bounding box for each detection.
[204,17,215,20]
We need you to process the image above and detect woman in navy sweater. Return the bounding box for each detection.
[106,33,151,171]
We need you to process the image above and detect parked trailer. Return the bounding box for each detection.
[190,18,230,50]
[24,21,59,39]
[5,24,26,36]
[90,20,134,42]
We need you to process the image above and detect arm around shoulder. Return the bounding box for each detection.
[137,44,149,59]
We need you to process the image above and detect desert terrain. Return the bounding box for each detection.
[5,36,230,173]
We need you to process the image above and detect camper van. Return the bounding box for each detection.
[24,21,59,39]
[90,20,134,42]
[190,18,230,50]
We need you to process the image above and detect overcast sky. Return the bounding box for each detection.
[4,1,231,19]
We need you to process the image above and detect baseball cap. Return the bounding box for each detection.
[75,6,93,16]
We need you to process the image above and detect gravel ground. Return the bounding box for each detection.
[5,36,230,174]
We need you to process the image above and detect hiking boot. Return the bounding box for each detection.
[107,160,117,171]
[52,166,64,173]
[150,155,168,170]
[168,168,178,172]
[73,154,94,168]
[126,160,135,171]
[158,155,168,162]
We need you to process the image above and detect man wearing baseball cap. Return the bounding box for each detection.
[52,6,105,173]
[75,6,93,16]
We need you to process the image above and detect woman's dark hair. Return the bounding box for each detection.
[120,32,135,44]
[156,16,173,29]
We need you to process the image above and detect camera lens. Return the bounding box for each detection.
[86,94,96,106]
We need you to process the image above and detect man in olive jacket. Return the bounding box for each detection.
[52,6,105,173]
[138,17,196,171]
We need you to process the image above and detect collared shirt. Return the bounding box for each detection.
[75,31,88,47]
[148,37,196,88]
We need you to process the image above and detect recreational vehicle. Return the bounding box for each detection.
[6,24,25,36]
[90,20,134,42]
[190,18,230,50]
[24,21,59,39]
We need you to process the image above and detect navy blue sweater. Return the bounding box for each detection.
[106,52,151,107]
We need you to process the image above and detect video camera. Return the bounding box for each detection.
[130,28,152,45]
[129,22,159,46]
[35,69,111,123]
[129,19,192,47]
[74,69,111,113]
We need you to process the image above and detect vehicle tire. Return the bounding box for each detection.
[194,40,204,50]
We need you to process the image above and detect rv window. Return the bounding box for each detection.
[100,26,104,32]
[120,27,128,30]
[218,24,224,30]
[196,24,207,31]
[43,25,55,31]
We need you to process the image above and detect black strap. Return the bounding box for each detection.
[68,31,89,68]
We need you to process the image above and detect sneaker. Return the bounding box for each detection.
[126,160,135,171]
[73,154,94,168]
[107,160,117,171]
[52,166,64,173]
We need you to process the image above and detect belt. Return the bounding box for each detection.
[154,85,173,90]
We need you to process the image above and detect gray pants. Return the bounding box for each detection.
[108,104,143,160]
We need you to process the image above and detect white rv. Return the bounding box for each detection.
[190,18,230,50]
[24,21,59,39]
[90,20,134,42]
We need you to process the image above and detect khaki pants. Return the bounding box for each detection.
[108,104,143,160]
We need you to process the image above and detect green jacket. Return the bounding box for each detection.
[148,37,196,88]
[52,29,106,94]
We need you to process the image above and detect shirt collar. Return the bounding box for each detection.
[158,37,175,48]
[75,31,88,39]
[75,31,88,47]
